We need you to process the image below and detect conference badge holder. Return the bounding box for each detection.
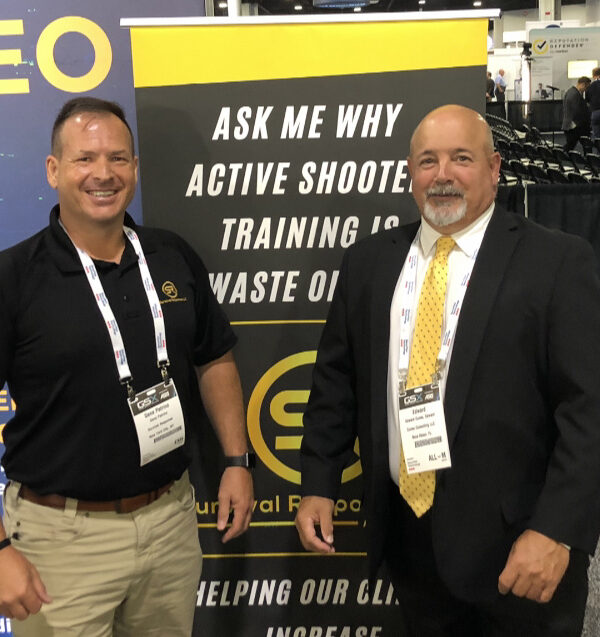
[126,366,185,467]
[398,368,451,474]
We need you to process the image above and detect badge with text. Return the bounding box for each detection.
[129,381,185,466]
[398,384,451,473]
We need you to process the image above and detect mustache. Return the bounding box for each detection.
[426,185,465,198]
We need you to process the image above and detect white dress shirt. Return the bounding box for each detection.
[387,203,495,484]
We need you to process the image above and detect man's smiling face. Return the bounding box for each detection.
[407,105,501,234]
[46,112,138,230]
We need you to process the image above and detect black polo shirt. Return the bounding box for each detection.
[0,206,236,500]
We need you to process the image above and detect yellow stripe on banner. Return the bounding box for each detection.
[0,19,24,36]
[0,49,22,65]
[0,78,29,94]
[130,19,488,88]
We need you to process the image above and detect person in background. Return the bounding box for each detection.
[562,76,591,151]
[534,83,549,100]
[494,69,507,103]
[296,104,600,637]
[486,72,495,102]
[0,97,255,636]
[585,67,600,140]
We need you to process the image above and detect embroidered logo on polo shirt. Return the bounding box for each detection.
[160,281,187,304]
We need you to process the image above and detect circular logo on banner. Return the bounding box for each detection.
[248,351,362,484]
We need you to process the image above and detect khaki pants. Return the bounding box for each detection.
[3,472,202,637]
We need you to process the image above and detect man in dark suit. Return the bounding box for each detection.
[585,67,600,140]
[562,76,591,151]
[295,105,600,636]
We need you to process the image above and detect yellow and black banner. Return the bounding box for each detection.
[128,14,488,636]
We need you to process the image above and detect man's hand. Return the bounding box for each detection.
[295,496,336,554]
[217,467,254,543]
[0,545,52,620]
[498,529,570,603]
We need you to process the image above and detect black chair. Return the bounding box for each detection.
[568,150,592,176]
[553,147,576,172]
[500,158,519,185]
[509,141,529,163]
[496,138,511,160]
[527,164,551,184]
[485,113,519,141]
[536,145,560,170]
[594,139,600,154]
[520,123,533,140]
[546,168,570,184]
[567,172,589,184]
[491,129,514,147]
[509,159,534,184]
[530,125,551,147]
[523,142,544,165]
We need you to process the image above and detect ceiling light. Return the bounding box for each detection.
[473,0,482,5]
[294,3,303,8]
[354,5,362,9]
[418,1,426,5]
[313,0,374,8]
[218,2,227,6]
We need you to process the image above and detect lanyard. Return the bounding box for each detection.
[397,229,477,392]
[62,222,170,397]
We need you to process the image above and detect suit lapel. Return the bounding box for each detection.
[444,207,522,448]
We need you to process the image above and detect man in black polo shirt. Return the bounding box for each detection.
[0,97,254,636]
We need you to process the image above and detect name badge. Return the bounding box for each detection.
[398,384,451,473]
[129,380,185,466]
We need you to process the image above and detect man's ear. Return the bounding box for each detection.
[490,152,501,183]
[46,155,59,189]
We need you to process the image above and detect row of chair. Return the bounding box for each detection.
[486,113,600,186]
[487,113,600,156]
[496,139,600,177]
[486,113,521,143]
[500,160,600,185]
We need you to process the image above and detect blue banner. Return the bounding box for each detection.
[0,3,203,634]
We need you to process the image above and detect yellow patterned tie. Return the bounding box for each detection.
[399,236,455,517]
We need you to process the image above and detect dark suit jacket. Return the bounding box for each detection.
[562,85,591,131]
[585,79,600,112]
[301,206,600,602]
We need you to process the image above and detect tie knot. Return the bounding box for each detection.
[436,236,455,259]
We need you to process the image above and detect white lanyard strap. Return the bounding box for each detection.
[123,227,169,369]
[397,230,477,389]
[63,223,169,394]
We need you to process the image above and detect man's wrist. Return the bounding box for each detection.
[224,452,256,469]
[560,542,571,551]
